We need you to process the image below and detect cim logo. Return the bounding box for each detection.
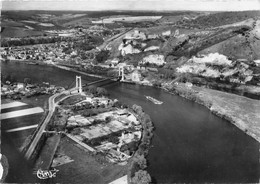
[35,168,59,180]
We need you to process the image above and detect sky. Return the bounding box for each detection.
[2,0,260,11]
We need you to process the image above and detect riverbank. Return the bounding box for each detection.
[165,82,260,143]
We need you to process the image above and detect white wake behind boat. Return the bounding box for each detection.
[145,96,163,105]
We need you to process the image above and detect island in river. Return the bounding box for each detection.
[1,71,154,183]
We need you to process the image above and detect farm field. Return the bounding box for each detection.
[92,16,162,24]
[1,27,44,38]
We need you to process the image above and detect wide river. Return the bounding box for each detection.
[2,62,260,183]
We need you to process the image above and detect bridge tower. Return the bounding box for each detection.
[118,66,125,81]
[76,76,82,93]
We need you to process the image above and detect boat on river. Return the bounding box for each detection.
[145,96,163,105]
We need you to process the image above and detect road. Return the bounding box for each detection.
[98,28,134,50]
[24,88,76,160]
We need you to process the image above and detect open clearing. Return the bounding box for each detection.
[92,16,162,24]
[38,23,55,27]
[1,107,44,120]
[51,137,128,183]
[1,101,27,110]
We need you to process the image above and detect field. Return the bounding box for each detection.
[1,27,44,38]
[198,21,260,60]
[197,86,260,142]
[51,137,129,183]
[178,11,260,29]
[92,16,162,24]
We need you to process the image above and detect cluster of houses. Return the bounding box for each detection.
[66,96,142,163]
[1,25,119,65]
[46,26,117,38]
[2,42,69,63]
[1,41,99,65]
[1,82,65,99]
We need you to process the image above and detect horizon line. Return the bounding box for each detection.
[2,9,259,12]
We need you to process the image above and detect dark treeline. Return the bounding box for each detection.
[1,36,73,47]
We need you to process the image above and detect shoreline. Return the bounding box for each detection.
[167,83,260,143]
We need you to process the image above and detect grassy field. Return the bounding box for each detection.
[198,26,260,60]
[92,16,162,24]
[178,11,260,29]
[1,27,44,38]
[198,87,260,142]
[51,137,129,183]
[172,83,260,143]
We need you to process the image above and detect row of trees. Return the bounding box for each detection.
[130,104,154,184]
[1,36,73,47]
[83,130,123,147]
[82,107,113,117]
[84,86,108,96]
[96,50,110,63]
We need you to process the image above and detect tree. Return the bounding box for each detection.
[96,50,110,63]
[132,170,151,184]
[107,135,119,144]
[24,78,31,85]
[113,101,123,108]
[132,104,143,115]
[87,85,97,94]
[105,116,112,123]
[96,87,108,96]
[71,127,83,135]
[134,154,147,169]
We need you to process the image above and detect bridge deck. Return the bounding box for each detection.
[83,77,119,86]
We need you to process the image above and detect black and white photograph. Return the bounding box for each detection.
[1,0,260,183]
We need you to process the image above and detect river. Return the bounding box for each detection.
[2,62,260,183]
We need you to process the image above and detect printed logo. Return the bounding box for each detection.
[35,168,59,179]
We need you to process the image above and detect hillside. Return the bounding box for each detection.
[176,11,260,29]
[198,19,260,60]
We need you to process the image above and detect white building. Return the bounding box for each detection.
[144,46,160,52]
[162,30,171,36]
[174,29,180,37]
[147,34,158,39]
[185,82,193,88]
[124,30,146,40]
[131,70,142,82]
[254,60,260,66]
[16,83,25,89]
[119,44,141,56]
[106,58,120,66]
[142,54,165,66]
[191,53,233,66]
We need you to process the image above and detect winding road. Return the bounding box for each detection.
[24,88,76,160]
